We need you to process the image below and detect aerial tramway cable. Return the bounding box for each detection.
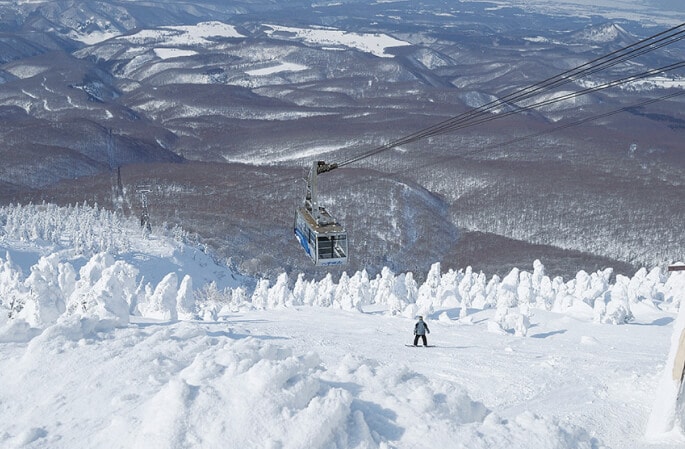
[291,22,685,263]
[238,23,684,197]
[335,22,685,168]
[225,87,685,198]
[424,61,685,138]
[380,88,685,177]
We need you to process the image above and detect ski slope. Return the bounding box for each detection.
[0,203,683,448]
[0,305,682,448]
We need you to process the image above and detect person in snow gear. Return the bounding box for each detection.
[413,316,430,346]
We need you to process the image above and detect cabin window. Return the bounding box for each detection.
[317,235,347,259]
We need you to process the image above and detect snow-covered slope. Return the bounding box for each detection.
[0,203,684,448]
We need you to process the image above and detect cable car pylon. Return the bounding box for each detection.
[294,161,348,266]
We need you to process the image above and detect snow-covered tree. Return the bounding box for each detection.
[600,275,634,325]
[313,273,335,307]
[176,275,195,320]
[292,273,307,306]
[138,273,179,321]
[21,254,67,327]
[334,272,362,311]
[251,278,271,310]
[416,262,440,317]
[268,273,292,308]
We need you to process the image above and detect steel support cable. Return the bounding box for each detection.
[338,25,685,166]
[425,61,685,138]
[336,23,685,167]
[338,60,685,167]
[461,90,685,158]
[231,30,685,195]
[222,90,685,199]
[338,58,685,166]
[339,36,685,166]
[328,90,685,190]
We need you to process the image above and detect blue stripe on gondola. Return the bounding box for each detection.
[294,227,311,256]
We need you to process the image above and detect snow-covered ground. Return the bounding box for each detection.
[263,24,411,58]
[0,203,684,448]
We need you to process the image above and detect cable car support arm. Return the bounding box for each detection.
[305,161,338,226]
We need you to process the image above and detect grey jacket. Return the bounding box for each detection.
[414,320,430,336]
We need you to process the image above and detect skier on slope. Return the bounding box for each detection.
[413,316,430,346]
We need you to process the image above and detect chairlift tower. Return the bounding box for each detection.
[112,166,125,214]
[137,185,152,233]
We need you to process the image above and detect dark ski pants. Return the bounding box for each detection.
[413,335,427,346]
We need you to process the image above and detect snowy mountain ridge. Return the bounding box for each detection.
[2,0,683,281]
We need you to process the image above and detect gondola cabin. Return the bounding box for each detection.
[294,206,348,266]
[294,160,348,266]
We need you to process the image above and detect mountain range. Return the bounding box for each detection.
[0,0,683,281]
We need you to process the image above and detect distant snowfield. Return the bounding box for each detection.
[264,24,411,58]
[468,0,684,25]
[68,21,245,46]
[69,30,122,46]
[246,62,309,77]
[153,48,198,60]
[577,75,685,92]
[223,144,342,165]
[119,21,244,47]
[4,64,48,80]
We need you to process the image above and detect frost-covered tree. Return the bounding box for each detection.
[0,253,28,321]
[628,267,663,306]
[176,275,195,320]
[463,272,487,319]
[600,275,634,325]
[268,273,292,308]
[138,273,179,321]
[517,271,533,307]
[482,274,500,309]
[66,259,138,326]
[251,279,271,310]
[493,268,530,336]
[347,269,372,310]
[416,262,440,316]
[314,273,335,307]
[403,272,418,305]
[662,266,685,311]
[292,273,307,306]
[437,269,460,309]
[21,254,67,327]
[536,275,555,311]
[458,267,475,312]
[372,267,396,309]
[335,272,362,311]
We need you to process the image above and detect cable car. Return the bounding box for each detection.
[294,161,348,266]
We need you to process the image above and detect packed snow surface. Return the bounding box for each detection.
[0,203,684,449]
